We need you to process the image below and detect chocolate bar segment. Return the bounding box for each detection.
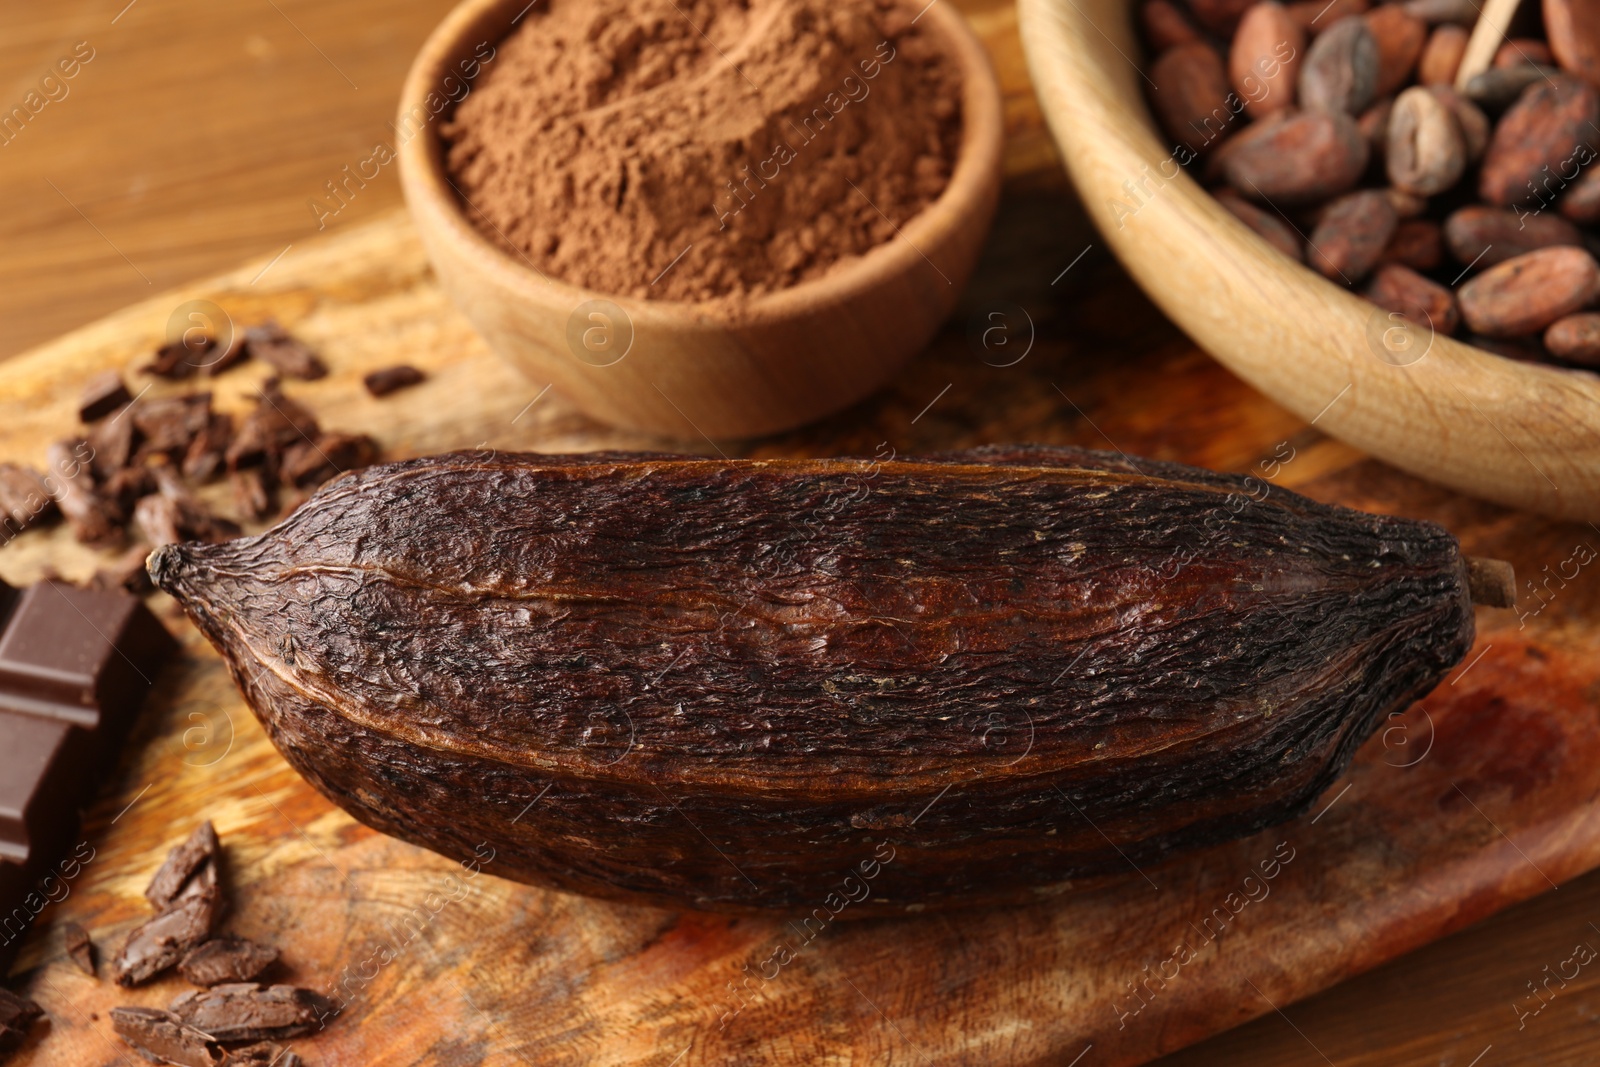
[0,712,77,865]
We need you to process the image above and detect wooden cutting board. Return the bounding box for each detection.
[3,6,1600,1065]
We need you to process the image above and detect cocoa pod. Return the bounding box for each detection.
[1288,0,1369,34]
[1150,42,1240,152]
[1432,85,1490,159]
[1458,245,1600,335]
[1224,109,1370,200]
[1443,204,1584,268]
[1382,218,1445,269]
[1418,23,1469,84]
[1402,0,1478,25]
[1215,187,1306,259]
[1479,75,1600,204]
[1493,38,1556,69]
[1387,84,1466,194]
[1308,189,1398,279]
[1231,2,1305,114]
[1300,16,1381,113]
[149,447,1479,915]
[1559,162,1600,221]
[1366,5,1427,94]
[1545,0,1600,87]
[1544,310,1600,363]
[1140,0,1201,50]
[1463,64,1565,111]
[1365,262,1461,332]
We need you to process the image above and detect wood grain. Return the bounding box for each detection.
[0,2,1598,1065]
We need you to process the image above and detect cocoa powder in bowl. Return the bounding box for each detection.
[441,0,963,303]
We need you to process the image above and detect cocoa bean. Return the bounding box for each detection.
[1140,0,1201,50]
[1308,188,1398,279]
[1493,38,1556,69]
[1418,23,1469,84]
[1366,5,1427,94]
[1358,95,1395,156]
[1464,64,1567,112]
[1365,262,1461,332]
[1383,218,1445,268]
[1444,204,1585,268]
[1544,0,1600,87]
[1151,42,1240,152]
[1231,2,1305,114]
[1215,187,1306,259]
[1480,75,1600,205]
[1544,310,1600,363]
[1204,108,1291,183]
[1402,0,1478,25]
[1431,85,1490,159]
[1300,16,1381,113]
[1288,0,1369,34]
[1457,245,1600,335]
[1387,84,1467,194]
[1385,187,1430,216]
[1559,162,1600,221]
[1224,109,1370,200]
[1189,0,1256,33]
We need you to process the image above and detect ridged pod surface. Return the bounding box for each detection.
[149,445,1473,914]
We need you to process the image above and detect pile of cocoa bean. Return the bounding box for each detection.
[1140,0,1600,367]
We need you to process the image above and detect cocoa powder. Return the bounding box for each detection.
[441,0,962,303]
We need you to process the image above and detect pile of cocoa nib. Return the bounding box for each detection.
[0,320,425,590]
[1142,0,1600,368]
[3,821,331,1066]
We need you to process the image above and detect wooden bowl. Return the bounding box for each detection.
[1017,0,1600,522]
[398,0,1003,440]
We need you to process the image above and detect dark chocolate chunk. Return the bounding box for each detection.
[100,466,157,519]
[143,337,214,380]
[362,365,425,397]
[0,711,79,874]
[134,494,183,549]
[280,433,378,489]
[111,1006,225,1067]
[244,323,326,381]
[80,370,134,423]
[0,988,43,1061]
[226,382,319,475]
[46,440,120,545]
[134,395,213,464]
[229,1041,304,1067]
[231,469,273,523]
[65,919,96,975]
[168,983,332,1044]
[0,578,177,731]
[135,471,242,547]
[88,407,139,480]
[113,883,218,986]
[205,335,249,377]
[182,414,233,484]
[146,822,218,910]
[178,936,279,986]
[0,465,55,539]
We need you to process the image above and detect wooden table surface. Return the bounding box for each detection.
[3,1,1600,1065]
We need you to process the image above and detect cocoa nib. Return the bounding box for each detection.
[168,984,333,1044]
[362,364,425,397]
[80,369,133,423]
[179,937,280,987]
[110,1006,225,1067]
[244,323,326,381]
[65,919,96,976]
[147,821,219,910]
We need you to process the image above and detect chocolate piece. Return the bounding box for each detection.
[46,440,119,545]
[88,407,139,480]
[280,433,379,489]
[179,937,279,986]
[146,821,218,910]
[168,984,331,1043]
[91,543,157,596]
[229,1042,304,1067]
[144,337,216,380]
[0,711,78,868]
[136,472,242,547]
[182,414,233,484]
[65,919,96,975]
[244,323,326,381]
[0,579,176,731]
[134,395,213,464]
[0,989,43,1060]
[205,335,249,377]
[135,494,183,549]
[362,365,425,397]
[113,884,218,986]
[80,370,133,423]
[110,1006,225,1067]
[0,465,55,539]
[100,466,157,519]
[231,469,273,523]
[227,383,319,475]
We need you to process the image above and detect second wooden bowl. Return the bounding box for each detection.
[1018,0,1600,522]
[399,0,1003,440]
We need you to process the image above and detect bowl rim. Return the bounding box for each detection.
[396,0,1005,327]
